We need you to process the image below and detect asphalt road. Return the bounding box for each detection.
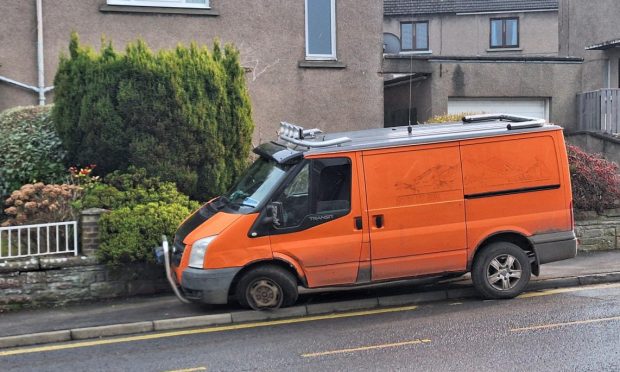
[2,283,619,372]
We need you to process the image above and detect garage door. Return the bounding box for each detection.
[448,98,548,120]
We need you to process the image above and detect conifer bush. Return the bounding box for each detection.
[0,106,66,200]
[53,33,254,200]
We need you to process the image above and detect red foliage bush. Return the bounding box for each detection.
[567,144,620,212]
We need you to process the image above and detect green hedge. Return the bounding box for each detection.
[53,33,254,201]
[0,106,66,201]
[80,168,201,266]
[98,202,195,266]
[75,167,199,211]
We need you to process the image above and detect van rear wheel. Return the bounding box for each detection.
[472,242,531,299]
[236,265,298,310]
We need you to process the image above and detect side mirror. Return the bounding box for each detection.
[265,202,283,227]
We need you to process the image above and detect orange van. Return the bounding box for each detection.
[160,114,577,310]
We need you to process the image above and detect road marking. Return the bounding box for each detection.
[518,282,620,299]
[511,315,620,332]
[164,367,207,372]
[0,305,418,357]
[302,339,431,358]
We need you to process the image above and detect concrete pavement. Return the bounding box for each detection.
[0,250,619,349]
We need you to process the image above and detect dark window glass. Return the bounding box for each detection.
[307,0,333,56]
[273,158,351,229]
[506,19,518,46]
[311,158,351,214]
[401,23,413,50]
[401,21,429,51]
[491,20,503,47]
[415,22,428,50]
[274,163,309,228]
[490,18,519,48]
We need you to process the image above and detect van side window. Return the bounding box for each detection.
[272,158,351,230]
[312,158,351,214]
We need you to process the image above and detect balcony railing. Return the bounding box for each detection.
[578,89,620,134]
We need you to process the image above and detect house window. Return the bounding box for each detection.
[400,21,429,51]
[490,18,519,48]
[305,0,336,60]
[106,0,209,9]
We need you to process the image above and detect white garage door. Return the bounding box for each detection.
[448,98,549,120]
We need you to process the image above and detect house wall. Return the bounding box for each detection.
[384,77,432,125]
[427,61,582,129]
[384,11,558,56]
[0,0,384,141]
[559,0,620,91]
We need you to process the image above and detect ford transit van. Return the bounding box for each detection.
[160,114,577,310]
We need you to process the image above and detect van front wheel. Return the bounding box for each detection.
[472,242,531,299]
[236,265,298,310]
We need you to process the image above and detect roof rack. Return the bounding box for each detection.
[278,122,351,148]
[462,114,546,130]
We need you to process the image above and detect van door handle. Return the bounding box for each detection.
[354,216,363,230]
[374,215,384,228]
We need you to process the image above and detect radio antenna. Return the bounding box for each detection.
[407,5,415,132]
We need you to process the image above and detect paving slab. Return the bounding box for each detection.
[153,314,232,331]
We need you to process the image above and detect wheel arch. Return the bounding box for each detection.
[228,259,305,297]
[470,231,539,276]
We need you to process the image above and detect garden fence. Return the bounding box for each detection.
[578,89,620,134]
[0,221,78,260]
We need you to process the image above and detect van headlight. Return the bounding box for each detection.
[188,236,217,269]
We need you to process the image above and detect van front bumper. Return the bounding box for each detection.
[181,267,241,304]
[530,231,578,265]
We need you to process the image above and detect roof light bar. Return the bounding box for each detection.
[278,121,351,148]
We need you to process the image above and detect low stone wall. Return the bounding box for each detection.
[0,208,169,312]
[575,209,620,251]
[0,256,169,312]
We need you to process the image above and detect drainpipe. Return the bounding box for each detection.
[36,0,45,105]
[0,0,53,105]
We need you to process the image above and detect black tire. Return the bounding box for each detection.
[471,242,532,299]
[235,265,298,310]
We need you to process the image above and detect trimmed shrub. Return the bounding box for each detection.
[0,106,66,202]
[53,33,254,201]
[73,168,200,265]
[74,167,199,211]
[567,144,620,212]
[98,202,194,266]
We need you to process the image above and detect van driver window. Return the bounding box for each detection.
[273,158,351,229]
[274,164,310,228]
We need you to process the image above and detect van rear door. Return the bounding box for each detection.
[362,143,468,281]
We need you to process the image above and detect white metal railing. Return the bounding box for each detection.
[0,221,78,260]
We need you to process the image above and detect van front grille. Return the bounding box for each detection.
[171,236,185,266]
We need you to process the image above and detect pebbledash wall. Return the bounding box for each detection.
[0,208,618,311]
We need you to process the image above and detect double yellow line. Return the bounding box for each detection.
[0,305,419,357]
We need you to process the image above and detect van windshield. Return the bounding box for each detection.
[223,157,291,213]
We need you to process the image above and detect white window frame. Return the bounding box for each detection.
[305,0,337,60]
[107,0,210,9]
